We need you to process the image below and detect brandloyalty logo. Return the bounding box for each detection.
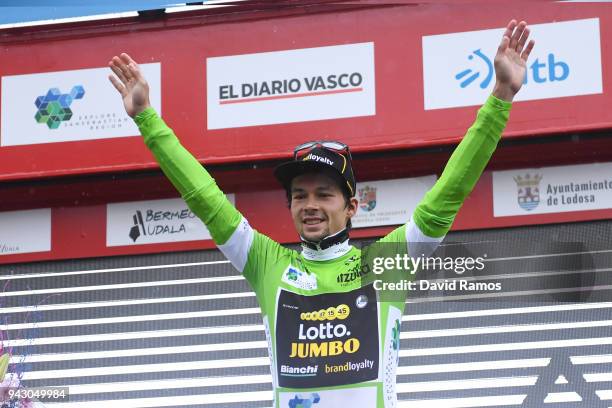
[34,86,85,129]
[455,49,570,89]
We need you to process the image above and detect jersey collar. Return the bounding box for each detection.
[300,228,352,261]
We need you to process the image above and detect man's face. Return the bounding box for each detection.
[290,172,357,242]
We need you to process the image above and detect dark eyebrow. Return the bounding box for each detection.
[291,185,333,193]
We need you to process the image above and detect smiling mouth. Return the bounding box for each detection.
[303,219,324,225]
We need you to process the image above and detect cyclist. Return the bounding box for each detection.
[109,19,534,407]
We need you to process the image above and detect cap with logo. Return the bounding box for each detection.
[274,141,356,197]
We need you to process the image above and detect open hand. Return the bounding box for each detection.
[108,53,151,118]
[493,20,535,101]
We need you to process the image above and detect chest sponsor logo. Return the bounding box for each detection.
[282,266,318,290]
[335,255,371,287]
[276,285,379,388]
[279,387,377,407]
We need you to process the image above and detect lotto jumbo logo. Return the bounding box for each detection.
[34,86,85,129]
[300,304,350,321]
[514,173,543,211]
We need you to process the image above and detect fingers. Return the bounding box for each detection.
[109,55,132,82]
[108,74,126,96]
[126,61,146,83]
[119,53,139,80]
[521,39,535,62]
[117,52,148,84]
[516,27,530,53]
[509,20,527,51]
[501,19,517,44]
[498,35,510,54]
[120,52,137,66]
[109,61,128,84]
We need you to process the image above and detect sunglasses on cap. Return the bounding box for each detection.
[293,140,352,160]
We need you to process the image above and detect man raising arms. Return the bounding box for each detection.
[109,19,533,408]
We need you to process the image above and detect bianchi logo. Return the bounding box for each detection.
[288,393,320,408]
[514,173,543,212]
[280,364,318,378]
[34,86,85,129]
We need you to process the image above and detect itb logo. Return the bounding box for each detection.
[455,49,494,89]
[422,18,602,110]
[455,49,569,89]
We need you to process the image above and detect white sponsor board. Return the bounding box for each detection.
[278,386,376,407]
[106,196,234,246]
[1,63,161,146]
[0,209,51,256]
[352,175,436,228]
[423,18,602,110]
[493,162,612,217]
[206,42,375,129]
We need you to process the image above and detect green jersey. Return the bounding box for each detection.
[134,95,511,407]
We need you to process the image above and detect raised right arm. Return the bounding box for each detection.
[134,108,242,246]
[108,53,252,265]
[108,53,288,290]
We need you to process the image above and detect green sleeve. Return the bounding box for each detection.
[134,107,241,245]
[413,94,512,238]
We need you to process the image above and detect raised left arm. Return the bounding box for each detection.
[411,19,535,241]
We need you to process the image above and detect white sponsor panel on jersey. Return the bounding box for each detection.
[493,162,612,217]
[206,42,375,129]
[1,63,161,146]
[423,18,602,109]
[278,385,376,407]
[106,196,234,246]
[352,175,437,228]
[0,209,51,256]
